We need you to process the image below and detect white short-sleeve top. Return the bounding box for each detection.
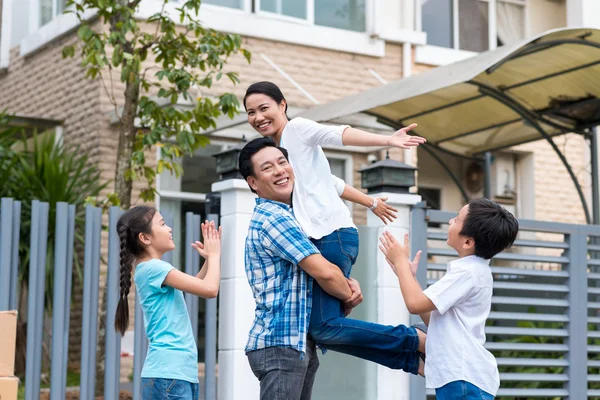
[423,255,500,395]
[279,117,355,239]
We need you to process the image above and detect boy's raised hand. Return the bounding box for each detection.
[379,232,411,276]
[191,221,222,259]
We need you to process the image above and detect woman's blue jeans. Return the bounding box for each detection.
[141,377,199,400]
[435,380,495,400]
[308,227,420,374]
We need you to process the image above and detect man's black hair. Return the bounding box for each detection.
[238,137,289,194]
[460,198,519,259]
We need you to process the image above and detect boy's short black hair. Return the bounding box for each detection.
[460,198,519,260]
[238,137,289,194]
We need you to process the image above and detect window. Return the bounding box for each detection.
[259,0,307,20]
[205,0,366,32]
[314,0,365,32]
[418,187,442,228]
[421,0,525,52]
[39,0,65,27]
[203,0,244,9]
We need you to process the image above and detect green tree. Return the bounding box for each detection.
[63,0,250,208]
[62,1,250,394]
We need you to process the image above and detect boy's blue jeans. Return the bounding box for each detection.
[435,380,495,399]
[141,377,199,400]
[308,227,420,374]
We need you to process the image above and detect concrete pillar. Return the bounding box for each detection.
[366,192,422,400]
[212,179,259,400]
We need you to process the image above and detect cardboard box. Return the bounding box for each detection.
[0,376,18,400]
[0,311,17,377]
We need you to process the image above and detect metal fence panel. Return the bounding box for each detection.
[415,206,599,399]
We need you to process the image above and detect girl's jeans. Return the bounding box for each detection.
[141,377,199,400]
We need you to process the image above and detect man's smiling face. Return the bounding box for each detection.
[246,146,294,204]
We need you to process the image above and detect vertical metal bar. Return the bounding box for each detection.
[204,213,219,400]
[484,151,492,199]
[105,207,123,400]
[25,201,42,400]
[88,207,102,398]
[185,212,194,318]
[162,210,174,265]
[61,205,76,396]
[591,127,599,225]
[0,197,14,310]
[409,201,428,400]
[50,202,69,400]
[9,200,21,310]
[566,228,587,398]
[192,214,201,340]
[34,202,49,399]
[80,205,94,400]
[133,294,148,400]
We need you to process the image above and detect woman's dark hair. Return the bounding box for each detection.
[239,137,289,194]
[243,81,289,119]
[460,198,519,260]
[114,205,156,335]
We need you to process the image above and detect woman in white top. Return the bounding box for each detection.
[243,81,426,345]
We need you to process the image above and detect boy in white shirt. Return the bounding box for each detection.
[379,198,519,399]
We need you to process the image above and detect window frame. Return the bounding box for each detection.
[417,0,527,66]
[0,0,13,69]
[324,151,354,212]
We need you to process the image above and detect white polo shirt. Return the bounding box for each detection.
[280,117,355,239]
[423,255,500,395]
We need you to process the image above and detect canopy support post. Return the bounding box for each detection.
[592,127,599,225]
[484,152,492,199]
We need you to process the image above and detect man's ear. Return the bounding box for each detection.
[247,176,259,193]
[138,232,152,246]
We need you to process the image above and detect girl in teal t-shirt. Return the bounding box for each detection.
[114,205,221,400]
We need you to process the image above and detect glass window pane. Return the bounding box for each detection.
[203,0,244,9]
[261,0,307,19]
[180,144,223,194]
[421,0,453,48]
[314,0,366,32]
[496,1,525,46]
[40,0,53,26]
[458,0,489,52]
[328,158,346,181]
[57,0,66,14]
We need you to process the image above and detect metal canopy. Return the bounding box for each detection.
[300,27,600,224]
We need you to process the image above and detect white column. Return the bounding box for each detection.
[567,0,600,28]
[212,179,259,400]
[366,192,421,400]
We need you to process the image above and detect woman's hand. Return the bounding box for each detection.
[387,124,427,149]
[370,196,398,224]
[191,221,222,259]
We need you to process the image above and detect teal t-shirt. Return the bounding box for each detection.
[134,259,199,383]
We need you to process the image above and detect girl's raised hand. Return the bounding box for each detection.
[191,221,222,259]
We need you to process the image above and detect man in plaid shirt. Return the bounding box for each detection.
[239,138,425,400]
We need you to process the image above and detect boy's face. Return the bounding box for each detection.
[447,204,474,255]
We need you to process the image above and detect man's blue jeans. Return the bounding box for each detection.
[308,227,420,374]
[435,380,495,400]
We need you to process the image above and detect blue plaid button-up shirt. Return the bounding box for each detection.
[244,198,319,355]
